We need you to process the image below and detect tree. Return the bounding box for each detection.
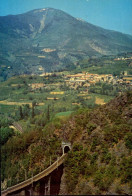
[1,127,14,145]
[23,104,30,118]
[32,100,37,118]
[19,106,23,119]
[47,105,50,121]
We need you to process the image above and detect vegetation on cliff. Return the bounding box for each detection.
[64,91,132,194]
[1,91,132,195]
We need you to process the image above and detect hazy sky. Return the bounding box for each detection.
[0,0,132,35]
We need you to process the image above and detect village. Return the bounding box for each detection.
[64,72,132,89]
[29,72,132,91]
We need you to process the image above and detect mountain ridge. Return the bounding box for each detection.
[0,8,132,77]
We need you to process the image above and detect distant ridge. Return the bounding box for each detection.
[0,8,132,75]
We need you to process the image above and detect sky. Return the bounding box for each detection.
[0,0,132,35]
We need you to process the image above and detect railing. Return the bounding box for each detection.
[13,122,23,133]
[1,154,66,196]
[8,117,24,133]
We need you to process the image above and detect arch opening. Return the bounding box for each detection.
[64,146,70,153]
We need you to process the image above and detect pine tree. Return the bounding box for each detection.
[19,106,23,119]
[47,105,50,121]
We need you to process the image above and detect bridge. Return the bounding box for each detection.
[1,142,71,196]
[8,117,24,133]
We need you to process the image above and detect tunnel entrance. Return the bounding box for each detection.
[62,141,71,154]
[64,146,70,153]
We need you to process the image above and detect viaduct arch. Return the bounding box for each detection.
[2,142,72,196]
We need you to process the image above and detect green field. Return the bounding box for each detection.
[55,111,73,117]
[0,54,131,119]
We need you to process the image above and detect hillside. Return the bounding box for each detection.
[0,8,132,79]
[62,91,132,195]
[1,91,132,195]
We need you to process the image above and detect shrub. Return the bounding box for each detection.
[125,132,132,149]
[0,127,14,145]
[90,138,100,152]
[120,157,132,183]
[101,148,111,164]
[87,123,97,134]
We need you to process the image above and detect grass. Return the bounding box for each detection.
[0,104,17,114]
[95,97,105,105]
[90,93,114,103]
[0,73,119,117]
[55,111,73,117]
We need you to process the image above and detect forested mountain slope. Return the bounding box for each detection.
[1,91,132,194]
[0,8,132,78]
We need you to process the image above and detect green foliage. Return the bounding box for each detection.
[0,117,14,145]
[0,127,14,145]
[93,165,117,191]
[1,122,62,187]
[1,89,132,194]
[120,157,132,183]
[100,148,112,164]
[90,152,98,164]
[89,82,118,96]
[90,138,100,152]
[125,132,132,149]
[103,123,131,144]
[65,144,98,192]
[23,104,30,118]
[87,123,97,134]
[72,143,83,151]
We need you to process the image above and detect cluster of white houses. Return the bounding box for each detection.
[29,72,132,91]
[64,73,132,89]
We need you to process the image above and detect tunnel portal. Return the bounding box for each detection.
[62,141,71,154]
[64,146,70,153]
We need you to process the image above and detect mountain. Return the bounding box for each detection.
[0,8,132,78]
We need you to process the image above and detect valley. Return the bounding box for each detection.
[0,53,132,138]
[1,6,132,196]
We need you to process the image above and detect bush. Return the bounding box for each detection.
[101,148,111,164]
[120,157,132,183]
[90,152,98,164]
[87,123,97,134]
[93,169,112,191]
[0,127,14,145]
[90,138,100,152]
[125,132,132,149]
[65,144,91,192]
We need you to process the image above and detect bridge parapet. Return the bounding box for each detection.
[1,154,66,196]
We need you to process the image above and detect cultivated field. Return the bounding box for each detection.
[0,100,45,107]
[95,97,105,105]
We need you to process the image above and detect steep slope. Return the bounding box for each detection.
[61,91,132,195]
[0,8,132,77]
[1,91,132,194]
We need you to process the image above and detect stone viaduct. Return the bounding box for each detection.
[1,142,71,196]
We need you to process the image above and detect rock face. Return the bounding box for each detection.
[0,8,132,75]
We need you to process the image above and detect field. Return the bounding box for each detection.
[55,111,73,117]
[0,61,130,120]
[0,100,45,107]
[95,97,105,105]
